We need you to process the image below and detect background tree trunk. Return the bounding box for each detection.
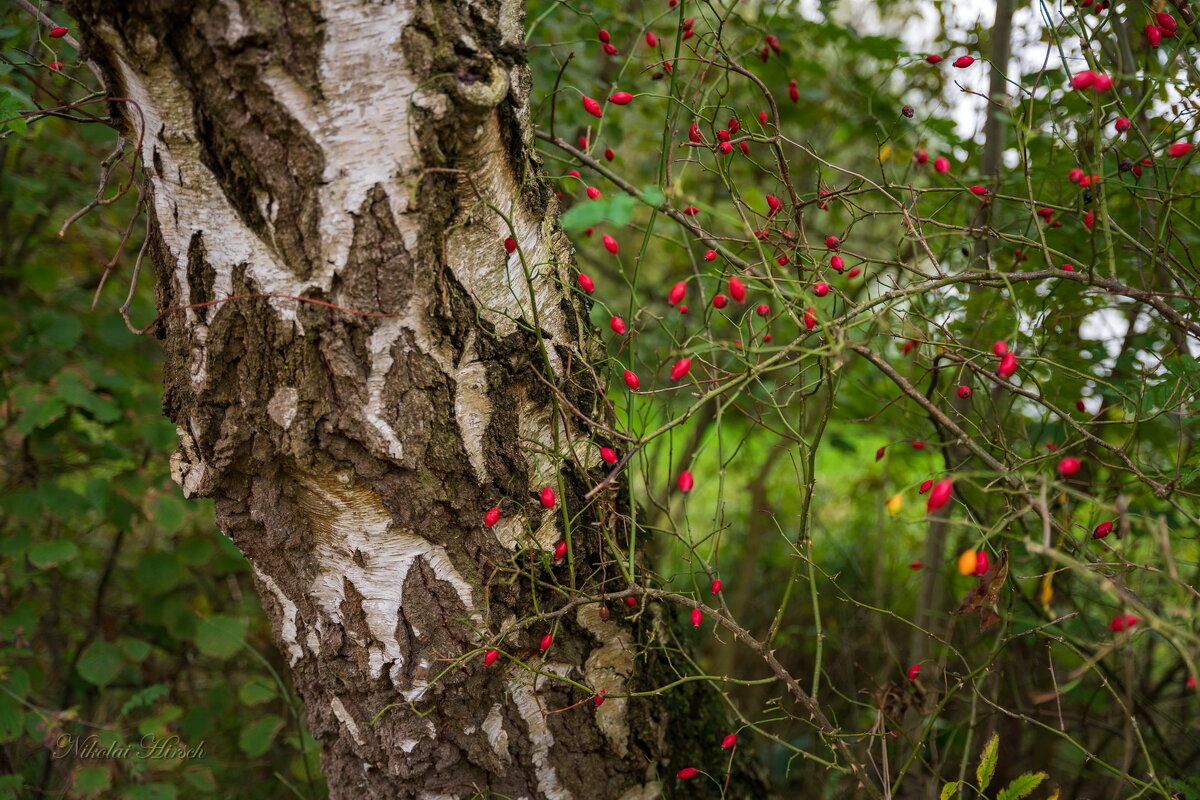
[64,1,723,797]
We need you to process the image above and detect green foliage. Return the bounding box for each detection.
[997,773,1047,800]
[0,10,324,798]
[0,0,1195,796]
[976,732,999,792]
[528,0,1199,794]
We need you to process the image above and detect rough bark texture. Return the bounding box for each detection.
[64,1,717,797]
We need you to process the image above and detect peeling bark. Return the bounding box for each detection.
[64,0,740,797]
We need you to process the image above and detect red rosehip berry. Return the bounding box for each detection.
[1058,457,1081,477]
[998,351,1018,378]
[668,281,686,305]
[1155,12,1178,31]
[927,479,953,512]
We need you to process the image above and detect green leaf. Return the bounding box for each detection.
[120,684,169,716]
[71,765,111,796]
[0,86,29,135]
[123,783,178,800]
[181,766,217,793]
[0,775,25,800]
[0,528,29,558]
[997,772,1047,800]
[76,641,123,687]
[558,193,636,231]
[55,372,120,422]
[193,614,246,659]
[26,540,79,569]
[14,396,66,435]
[0,667,30,700]
[238,714,284,757]
[0,694,24,744]
[120,637,153,662]
[148,492,188,533]
[976,732,999,791]
[238,676,278,706]
[33,310,83,350]
[639,185,665,207]
[939,781,959,800]
[135,552,181,596]
[177,536,214,566]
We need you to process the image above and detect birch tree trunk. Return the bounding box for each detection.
[64,1,717,797]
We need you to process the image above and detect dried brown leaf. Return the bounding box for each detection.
[951,548,1009,631]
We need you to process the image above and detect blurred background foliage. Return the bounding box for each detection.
[1,0,1197,797]
[0,8,324,800]
[528,0,1198,795]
